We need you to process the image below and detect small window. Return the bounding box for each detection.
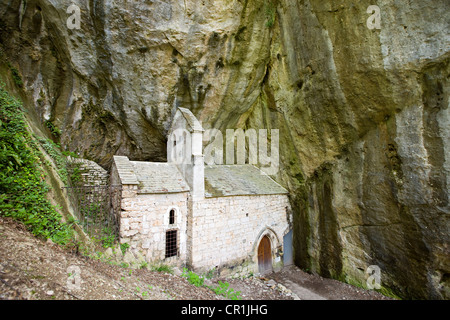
[165,230,178,258]
[169,209,175,225]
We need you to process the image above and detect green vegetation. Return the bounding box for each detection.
[204,268,216,279]
[0,83,121,255]
[44,120,61,138]
[339,273,402,300]
[91,227,116,248]
[375,285,402,300]
[151,264,173,274]
[120,242,130,255]
[181,268,242,300]
[68,161,82,184]
[6,62,23,87]
[212,281,242,300]
[182,268,205,287]
[34,136,68,184]
[0,83,74,245]
[0,47,23,88]
[265,1,276,28]
[81,203,101,221]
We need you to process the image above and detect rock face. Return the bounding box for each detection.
[0,0,448,299]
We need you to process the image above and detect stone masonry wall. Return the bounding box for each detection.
[188,194,292,276]
[67,156,109,186]
[119,186,189,267]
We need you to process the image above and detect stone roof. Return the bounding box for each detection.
[204,165,288,198]
[131,161,190,194]
[113,157,288,197]
[177,107,204,132]
[112,156,189,194]
[113,156,139,185]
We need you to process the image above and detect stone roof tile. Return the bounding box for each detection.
[130,161,190,194]
[113,156,139,185]
[204,165,288,197]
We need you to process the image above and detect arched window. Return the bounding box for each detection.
[169,209,175,225]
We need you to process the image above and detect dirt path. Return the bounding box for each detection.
[0,217,220,300]
[0,217,390,300]
[267,265,392,300]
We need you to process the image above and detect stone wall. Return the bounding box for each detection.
[67,156,109,186]
[119,186,189,267]
[117,188,291,274]
[188,194,292,276]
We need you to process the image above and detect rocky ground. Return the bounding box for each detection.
[267,266,391,300]
[0,217,390,300]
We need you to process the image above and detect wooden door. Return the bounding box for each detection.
[258,236,272,274]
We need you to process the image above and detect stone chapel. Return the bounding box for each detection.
[110,107,292,276]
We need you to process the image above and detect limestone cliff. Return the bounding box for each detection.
[0,0,448,299]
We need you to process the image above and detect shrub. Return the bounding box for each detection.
[6,62,23,87]
[34,135,68,184]
[182,268,204,287]
[151,264,173,274]
[213,281,242,300]
[0,83,74,245]
[181,268,242,300]
[44,120,61,138]
[120,242,130,254]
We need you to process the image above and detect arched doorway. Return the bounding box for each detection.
[258,236,272,274]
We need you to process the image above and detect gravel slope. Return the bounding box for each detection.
[0,217,391,301]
